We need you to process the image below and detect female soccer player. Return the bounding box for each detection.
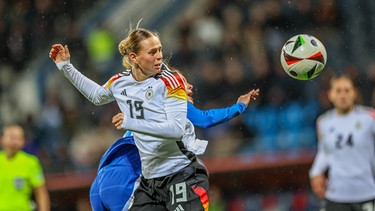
[309,75,375,211]
[49,28,208,210]
[91,69,259,211]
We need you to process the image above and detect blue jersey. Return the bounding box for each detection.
[90,137,141,211]
[97,136,138,170]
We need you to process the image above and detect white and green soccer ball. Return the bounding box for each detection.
[280,34,327,80]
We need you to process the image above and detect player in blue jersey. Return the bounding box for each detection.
[91,72,259,211]
[309,75,375,211]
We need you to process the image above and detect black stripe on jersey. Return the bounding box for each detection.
[176,141,196,162]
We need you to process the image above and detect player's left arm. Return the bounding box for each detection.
[113,72,188,139]
[188,89,259,128]
[30,157,50,211]
[188,102,245,128]
[368,108,375,134]
[113,100,187,139]
[33,184,50,211]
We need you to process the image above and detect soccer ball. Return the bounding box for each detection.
[280,34,327,80]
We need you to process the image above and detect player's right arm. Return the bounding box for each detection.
[309,145,328,199]
[49,44,114,105]
[113,69,188,139]
[309,119,329,198]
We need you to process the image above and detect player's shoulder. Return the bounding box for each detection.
[355,105,375,119]
[355,105,375,112]
[317,109,335,122]
[105,70,130,88]
[160,70,184,88]
[158,64,185,89]
[16,151,41,165]
[19,151,39,159]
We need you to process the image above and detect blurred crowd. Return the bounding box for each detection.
[1,0,375,174]
[167,0,375,160]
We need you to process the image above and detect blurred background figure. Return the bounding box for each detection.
[309,75,375,211]
[0,124,50,211]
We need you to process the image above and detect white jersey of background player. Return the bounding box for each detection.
[309,76,375,204]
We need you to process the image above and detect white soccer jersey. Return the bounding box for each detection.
[56,61,193,179]
[309,105,375,203]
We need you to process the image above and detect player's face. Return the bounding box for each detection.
[133,36,163,77]
[181,75,193,96]
[180,74,194,103]
[328,77,357,114]
[1,126,25,156]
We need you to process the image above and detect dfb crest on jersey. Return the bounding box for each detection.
[145,86,154,100]
[355,121,361,129]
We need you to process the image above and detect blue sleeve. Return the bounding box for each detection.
[187,102,246,128]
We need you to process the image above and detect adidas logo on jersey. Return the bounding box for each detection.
[121,89,127,96]
[174,204,184,211]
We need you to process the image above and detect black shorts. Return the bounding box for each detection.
[129,159,209,211]
[324,198,375,211]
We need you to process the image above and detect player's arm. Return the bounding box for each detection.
[113,72,188,139]
[188,102,244,128]
[113,100,187,139]
[188,89,259,128]
[309,122,329,198]
[49,44,114,105]
[29,157,50,211]
[33,184,50,211]
[309,149,328,199]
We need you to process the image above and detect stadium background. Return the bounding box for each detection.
[1,0,375,210]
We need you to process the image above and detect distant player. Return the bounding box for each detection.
[309,75,375,211]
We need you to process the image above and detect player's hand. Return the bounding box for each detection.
[237,88,260,107]
[310,175,327,198]
[49,44,70,63]
[112,113,125,130]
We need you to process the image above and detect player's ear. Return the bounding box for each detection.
[327,89,334,102]
[354,87,359,96]
[129,52,137,64]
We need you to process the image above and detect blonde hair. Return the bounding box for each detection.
[118,21,160,69]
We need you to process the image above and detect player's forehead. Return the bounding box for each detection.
[139,36,162,51]
[3,126,23,136]
[332,78,353,87]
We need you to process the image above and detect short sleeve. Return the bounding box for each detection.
[28,156,45,188]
